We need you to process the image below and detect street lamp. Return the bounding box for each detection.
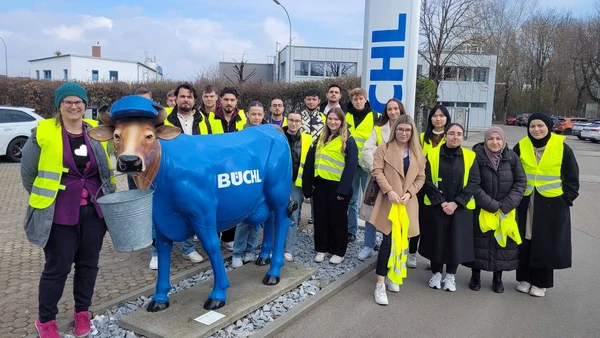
[273,0,292,82]
[0,36,7,77]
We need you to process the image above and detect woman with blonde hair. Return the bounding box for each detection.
[369,114,426,304]
[303,107,358,264]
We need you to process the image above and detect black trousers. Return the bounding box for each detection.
[516,239,554,288]
[409,235,420,254]
[220,227,236,242]
[431,262,458,274]
[376,233,391,276]
[313,179,351,257]
[39,206,106,322]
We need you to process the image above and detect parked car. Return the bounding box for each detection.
[581,123,600,143]
[553,117,588,135]
[573,119,600,140]
[515,113,530,126]
[0,106,45,162]
[505,117,517,125]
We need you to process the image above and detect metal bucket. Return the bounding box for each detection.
[94,174,155,253]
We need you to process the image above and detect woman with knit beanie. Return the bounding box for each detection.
[20,82,116,338]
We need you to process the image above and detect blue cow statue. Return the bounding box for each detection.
[88,96,292,311]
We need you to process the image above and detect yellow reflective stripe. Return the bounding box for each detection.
[38,170,61,181]
[31,186,56,198]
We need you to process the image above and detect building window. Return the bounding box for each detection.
[441,102,455,107]
[294,61,309,76]
[458,68,472,82]
[43,70,51,80]
[36,70,40,79]
[63,69,68,80]
[471,102,486,108]
[326,62,357,77]
[92,70,99,82]
[443,67,457,81]
[109,71,118,82]
[310,61,325,77]
[473,68,488,83]
[456,102,470,108]
[280,61,286,80]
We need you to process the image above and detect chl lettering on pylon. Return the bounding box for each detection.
[217,170,262,188]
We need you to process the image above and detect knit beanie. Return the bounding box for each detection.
[54,82,88,109]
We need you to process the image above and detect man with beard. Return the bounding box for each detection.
[320,84,348,116]
[199,84,220,117]
[269,98,287,128]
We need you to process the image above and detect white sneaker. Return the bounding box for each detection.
[284,253,294,262]
[385,276,400,293]
[443,274,457,292]
[222,241,234,251]
[429,272,442,289]
[374,282,389,305]
[243,252,255,263]
[329,255,345,264]
[407,253,417,268]
[516,281,532,294]
[231,256,243,268]
[529,285,546,297]
[183,251,204,263]
[314,252,326,263]
[149,256,158,270]
[358,247,373,261]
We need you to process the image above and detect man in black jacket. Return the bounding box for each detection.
[165,83,212,135]
[320,83,348,116]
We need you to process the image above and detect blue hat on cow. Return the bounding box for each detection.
[110,95,163,120]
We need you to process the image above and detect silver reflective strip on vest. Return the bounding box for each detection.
[526,174,560,181]
[536,181,562,191]
[297,172,303,179]
[317,164,343,175]
[495,233,503,241]
[38,170,61,181]
[354,136,367,143]
[315,154,345,168]
[32,186,55,198]
[526,185,533,191]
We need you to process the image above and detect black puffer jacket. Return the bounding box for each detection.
[469,142,526,272]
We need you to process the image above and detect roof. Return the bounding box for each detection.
[27,54,158,72]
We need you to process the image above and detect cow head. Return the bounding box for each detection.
[88,108,181,172]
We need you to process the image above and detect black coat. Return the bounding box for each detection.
[513,140,579,269]
[418,145,480,264]
[468,143,526,272]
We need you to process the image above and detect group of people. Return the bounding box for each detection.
[20,80,579,338]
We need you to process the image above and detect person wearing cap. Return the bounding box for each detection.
[20,82,116,338]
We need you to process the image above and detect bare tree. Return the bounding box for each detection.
[223,54,257,85]
[196,64,221,81]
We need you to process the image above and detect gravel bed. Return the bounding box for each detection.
[58,228,379,338]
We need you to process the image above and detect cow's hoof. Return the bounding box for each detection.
[263,274,280,285]
[256,257,270,266]
[203,298,226,310]
[147,300,169,312]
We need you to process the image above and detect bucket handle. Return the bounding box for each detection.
[92,173,156,203]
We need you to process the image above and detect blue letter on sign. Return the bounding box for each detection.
[372,14,407,43]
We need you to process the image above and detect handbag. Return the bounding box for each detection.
[363,175,380,206]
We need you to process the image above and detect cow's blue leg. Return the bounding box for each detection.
[193,220,230,310]
[147,229,173,312]
[257,212,274,266]
[264,204,288,285]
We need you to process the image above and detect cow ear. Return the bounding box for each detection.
[88,125,115,142]
[156,125,181,140]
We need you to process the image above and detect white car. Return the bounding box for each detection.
[0,106,45,162]
[581,123,600,143]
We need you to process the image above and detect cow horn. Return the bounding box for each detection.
[99,110,114,126]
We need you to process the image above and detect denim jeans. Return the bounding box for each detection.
[286,186,304,254]
[363,221,376,249]
[232,222,259,258]
[151,236,196,257]
[347,166,369,235]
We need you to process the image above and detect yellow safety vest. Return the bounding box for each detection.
[295,133,313,187]
[424,146,476,209]
[208,110,246,134]
[420,132,445,157]
[518,134,565,197]
[387,203,410,285]
[375,126,383,146]
[164,113,210,135]
[479,209,522,247]
[314,136,346,182]
[165,107,174,115]
[29,119,115,209]
[347,111,378,159]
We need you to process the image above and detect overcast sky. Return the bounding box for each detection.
[0,0,594,80]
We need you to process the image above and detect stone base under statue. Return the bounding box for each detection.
[119,262,315,338]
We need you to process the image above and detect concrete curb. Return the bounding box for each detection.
[26,253,231,338]
[252,256,378,338]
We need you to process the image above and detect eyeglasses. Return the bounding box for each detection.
[62,100,85,107]
[288,119,301,124]
[395,128,412,134]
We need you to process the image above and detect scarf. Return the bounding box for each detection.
[483,126,505,169]
[527,113,553,148]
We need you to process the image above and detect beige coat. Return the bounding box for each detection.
[368,141,426,236]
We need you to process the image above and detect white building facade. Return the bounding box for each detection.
[277,46,361,83]
[28,53,163,83]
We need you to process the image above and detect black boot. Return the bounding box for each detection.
[492,271,504,293]
[469,269,481,291]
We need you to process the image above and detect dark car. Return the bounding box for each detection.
[515,113,530,126]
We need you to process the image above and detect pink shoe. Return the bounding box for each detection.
[73,310,91,337]
[35,319,60,338]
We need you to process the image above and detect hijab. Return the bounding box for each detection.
[483,126,505,169]
[527,113,553,148]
